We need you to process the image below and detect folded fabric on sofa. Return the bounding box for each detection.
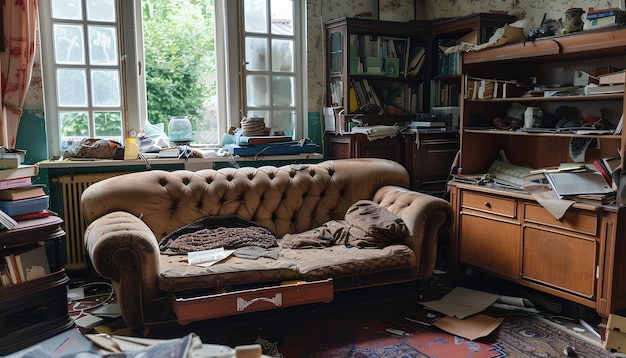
[280,200,407,249]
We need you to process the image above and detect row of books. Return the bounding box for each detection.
[350,79,424,115]
[431,81,460,107]
[0,243,51,286]
[349,34,426,78]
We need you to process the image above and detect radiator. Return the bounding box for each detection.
[52,172,127,271]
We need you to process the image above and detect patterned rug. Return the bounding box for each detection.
[275,296,612,358]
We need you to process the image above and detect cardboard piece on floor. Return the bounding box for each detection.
[421,286,500,319]
[604,313,626,353]
[432,314,504,341]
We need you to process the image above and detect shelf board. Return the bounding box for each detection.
[465,93,623,102]
[464,26,626,65]
[463,128,622,139]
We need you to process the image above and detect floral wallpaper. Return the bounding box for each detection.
[306,0,622,112]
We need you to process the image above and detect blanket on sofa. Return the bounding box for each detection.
[280,200,408,249]
[159,216,281,259]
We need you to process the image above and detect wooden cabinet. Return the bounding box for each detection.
[326,131,458,193]
[449,27,626,326]
[0,216,73,355]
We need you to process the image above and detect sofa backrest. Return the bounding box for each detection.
[81,158,409,240]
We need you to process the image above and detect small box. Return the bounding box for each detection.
[362,57,383,74]
[384,58,400,77]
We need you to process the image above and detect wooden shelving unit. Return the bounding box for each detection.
[448,26,626,330]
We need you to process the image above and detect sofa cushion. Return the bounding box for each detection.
[159,254,299,292]
[280,244,416,281]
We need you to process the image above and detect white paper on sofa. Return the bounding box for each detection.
[188,247,235,266]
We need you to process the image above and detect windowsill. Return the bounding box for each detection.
[38,152,323,170]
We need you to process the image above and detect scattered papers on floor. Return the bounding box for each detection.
[420,286,540,341]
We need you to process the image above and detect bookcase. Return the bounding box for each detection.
[324,17,432,126]
[429,13,516,111]
[0,216,73,355]
[447,26,626,330]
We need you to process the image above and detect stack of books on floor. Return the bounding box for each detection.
[0,164,50,228]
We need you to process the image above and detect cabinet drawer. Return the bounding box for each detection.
[461,191,517,218]
[523,204,598,236]
[169,279,334,325]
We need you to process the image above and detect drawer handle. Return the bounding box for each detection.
[237,293,282,311]
[484,201,491,208]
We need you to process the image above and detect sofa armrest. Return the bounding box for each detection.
[373,186,454,280]
[84,211,162,333]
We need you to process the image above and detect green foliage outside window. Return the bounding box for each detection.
[142,0,217,137]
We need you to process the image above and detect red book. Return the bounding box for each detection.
[592,159,612,186]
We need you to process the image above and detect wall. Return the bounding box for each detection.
[18,0,623,162]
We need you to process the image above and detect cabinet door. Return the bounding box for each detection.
[458,213,521,278]
[411,135,458,192]
[522,227,597,298]
[353,134,404,162]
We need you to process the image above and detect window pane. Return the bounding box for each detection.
[272,110,295,135]
[271,0,293,35]
[244,0,267,34]
[57,69,88,106]
[94,111,123,137]
[51,0,82,20]
[91,70,121,107]
[86,0,116,22]
[89,26,119,66]
[245,37,269,71]
[246,75,269,106]
[272,39,293,72]
[272,76,294,106]
[59,111,89,138]
[54,24,85,65]
[246,110,269,124]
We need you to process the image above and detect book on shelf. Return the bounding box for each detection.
[598,70,626,85]
[0,164,38,181]
[587,83,624,94]
[0,184,46,201]
[406,46,426,77]
[1,243,50,285]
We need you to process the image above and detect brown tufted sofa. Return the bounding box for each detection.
[81,158,453,335]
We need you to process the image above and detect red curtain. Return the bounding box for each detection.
[1,0,38,148]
